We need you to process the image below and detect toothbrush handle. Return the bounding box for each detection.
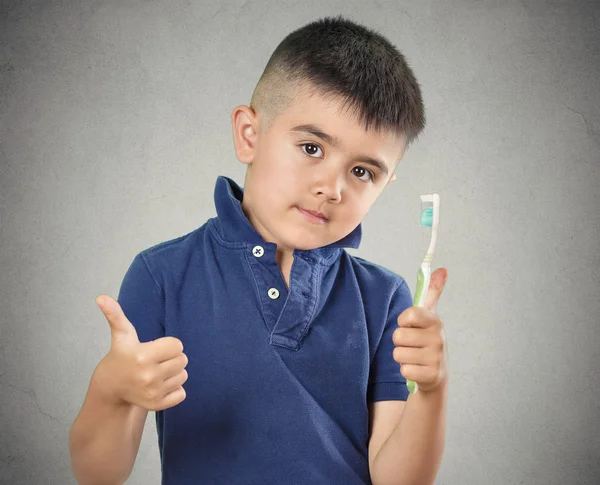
[406,264,431,394]
[414,264,430,307]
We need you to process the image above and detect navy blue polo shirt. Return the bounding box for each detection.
[117,176,413,485]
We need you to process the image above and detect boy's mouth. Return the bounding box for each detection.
[295,206,328,223]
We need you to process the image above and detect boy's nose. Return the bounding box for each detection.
[313,170,343,203]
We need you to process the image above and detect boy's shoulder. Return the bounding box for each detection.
[343,251,408,292]
[135,222,210,277]
[141,225,206,257]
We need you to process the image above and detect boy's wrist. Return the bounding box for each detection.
[90,359,129,409]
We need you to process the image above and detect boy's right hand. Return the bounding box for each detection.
[93,295,188,411]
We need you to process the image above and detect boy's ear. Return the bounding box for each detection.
[387,173,397,185]
[231,105,259,165]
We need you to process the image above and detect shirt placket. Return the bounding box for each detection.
[245,243,288,333]
[245,245,320,351]
[270,254,320,350]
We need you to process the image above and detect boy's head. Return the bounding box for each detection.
[231,16,425,254]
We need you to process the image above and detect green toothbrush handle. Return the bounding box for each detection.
[413,265,427,306]
[406,266,427,394]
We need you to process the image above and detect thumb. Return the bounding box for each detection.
[423,268,448,313]
[96,295,139,345]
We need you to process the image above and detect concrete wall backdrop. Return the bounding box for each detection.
[1,1,599,484]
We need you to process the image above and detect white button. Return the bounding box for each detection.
[252,245,264,258]
[268,288,280,299]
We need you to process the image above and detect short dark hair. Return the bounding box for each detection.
[250,15,425,147]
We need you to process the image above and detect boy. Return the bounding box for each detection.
[69,15,449,485]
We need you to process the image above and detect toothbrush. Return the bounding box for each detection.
[406,193,440,394]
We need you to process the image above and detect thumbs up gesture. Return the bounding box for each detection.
[94,295,188,411]
[392,268,449,394]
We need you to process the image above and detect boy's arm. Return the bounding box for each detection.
[69,252,167,484]
[368,379,448,485]
[69,365,148,485]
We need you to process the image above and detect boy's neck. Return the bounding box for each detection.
[275,248,294,288]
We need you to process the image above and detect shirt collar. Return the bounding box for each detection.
[211,176,362,260]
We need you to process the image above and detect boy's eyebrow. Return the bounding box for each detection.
[290,124,390,176]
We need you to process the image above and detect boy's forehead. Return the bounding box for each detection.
[281,89,402,141]
[261,83,406,160]
[279,107,405,154]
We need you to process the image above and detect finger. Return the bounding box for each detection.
[393,346,427,365]
[399,363,430,381]
[392,327,427,348]
[96,295,139,344]
[397,306,437,329]
[157,353,188,379]
[159,386,186,410]
[162,370,189,395]
[142,337,185,363]
[423,268,448,313]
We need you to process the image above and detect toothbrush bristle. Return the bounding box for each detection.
[420,207,433,227]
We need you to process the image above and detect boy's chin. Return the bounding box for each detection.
[282,234,340,252]
[274,222,353,251]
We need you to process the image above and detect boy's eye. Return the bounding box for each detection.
[299,143,374,182]
[300,143,323,158]
[352,166,374,182]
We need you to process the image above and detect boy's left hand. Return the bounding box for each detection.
[392,268,449,393]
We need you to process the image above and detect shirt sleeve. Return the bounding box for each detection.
[116,252,166,344]
[367,279,414,402]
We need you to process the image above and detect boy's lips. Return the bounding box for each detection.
[296,206,328,223]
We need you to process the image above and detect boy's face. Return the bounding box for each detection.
[232,86,407,254]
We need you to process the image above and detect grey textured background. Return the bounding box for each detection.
[1,1,599,484]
